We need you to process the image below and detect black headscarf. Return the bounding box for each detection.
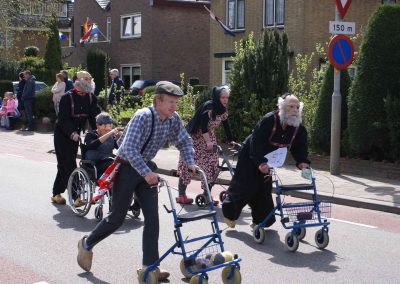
[186,86,228,134]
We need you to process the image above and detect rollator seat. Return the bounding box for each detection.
[279,184,314,191]
[178,210,216,223]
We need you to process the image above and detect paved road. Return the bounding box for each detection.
[1,150,400,283]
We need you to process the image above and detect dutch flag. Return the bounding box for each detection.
[204,5,235,37]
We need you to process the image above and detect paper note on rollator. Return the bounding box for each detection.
[265,147,287,168]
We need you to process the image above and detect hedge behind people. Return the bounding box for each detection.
[34,87,56,122]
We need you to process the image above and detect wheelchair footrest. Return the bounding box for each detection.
[177,210,216,223]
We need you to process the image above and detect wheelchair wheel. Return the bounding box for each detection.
[190,275,208,284]
[253,226,265,244]
[94,205,103,221]
[219,190,228,202]
[67,167,94,217]
[195,194,207,208]
[296,227,306,240]
[221,266,241,284]
[129,198,141,218]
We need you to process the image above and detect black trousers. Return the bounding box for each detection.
[52,127,79,196]
[222,177,276,226]
[86,162,159,266]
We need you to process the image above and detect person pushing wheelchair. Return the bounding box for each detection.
[76,81,198,281]
[222,93,310,229]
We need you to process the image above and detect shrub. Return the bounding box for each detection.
[33,87,56,121]
[87,48,109,96]
[0,58,20,80]
[44,16,62,75]
[385,82,400,161]
[24,46,39,57]
[310,64,351,154]
[194,88,211,110]
[348,5,400,160]
[97,89,108,111]
[0,80,13,98]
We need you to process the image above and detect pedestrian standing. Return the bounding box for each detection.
[51,73,66,115]
[51,71,99,205]
[76,81,197,282]
[61,70,74,92]
[108,69,124,105]
[21,70,36,131]
[176,86,234,205]
[222,94,310,229]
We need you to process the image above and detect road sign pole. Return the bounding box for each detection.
[330,6,342,175]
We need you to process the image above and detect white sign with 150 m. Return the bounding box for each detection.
[329,21,355,35]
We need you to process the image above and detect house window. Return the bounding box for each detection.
[0,32,12,49]
[32,3,44,15]
[222,59,233,85]
[264,0,285,27]
[45,3,67,17]
[20,2,31,15]
[121,65,141,89]
[227,0,245,30]
[121,14,141,39]
[107,17,111,42]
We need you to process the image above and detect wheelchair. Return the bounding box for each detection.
[67,141,141,221]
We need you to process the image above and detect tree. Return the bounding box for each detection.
[87,48,109,96]
[44,16,62,74]
[347,5,400,160]
[228,30,289,141]
[310,64,351,154]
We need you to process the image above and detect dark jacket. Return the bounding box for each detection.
[108,77,124,104]
[22,75,36,100]
[17,79,26,102]
[64,78,74,92]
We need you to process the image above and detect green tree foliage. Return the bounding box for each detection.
[86,48,109,96]
[348,5,400,160]
[229,31,289,141]
[0,80,13,98]
[311,64,351,154]
[44,16,62,76]
[0,59,20,80]
[24,46,39,57]
[33,87,56,121]
[385,82,400,161]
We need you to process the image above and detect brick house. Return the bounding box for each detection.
[65,0,210,89]
[209,0,398,87]
[1,0,74,59]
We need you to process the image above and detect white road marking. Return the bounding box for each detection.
[328,218,377,228]
[43,161,56,165]
[6,154,23,158]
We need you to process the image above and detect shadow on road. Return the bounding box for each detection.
[52,203,144,234]
[225,229,339,273]
[78,272,111,284]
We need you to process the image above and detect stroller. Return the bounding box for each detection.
[252,167,331,252]
[138,169,242,284]
[67,139,140,221]
[194,143,242,208]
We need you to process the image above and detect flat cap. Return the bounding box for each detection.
[155,81,183,97]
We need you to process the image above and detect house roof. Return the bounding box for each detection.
[95,0,111,10]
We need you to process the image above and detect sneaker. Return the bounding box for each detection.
[77,236,93,272]
[175,195,193,204]
[74,197,85,208]
[137,267,170,281]
[51,194,66,205]
[224,217,236,228]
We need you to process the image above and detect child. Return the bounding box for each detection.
[0,92,17,130]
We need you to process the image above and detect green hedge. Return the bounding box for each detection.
[0,59,20,81]
[33,87,56,121]
[0,80,13,99]
[87,49,109,96]
[24,46,39,57]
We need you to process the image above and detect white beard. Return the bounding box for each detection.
[279,110,302,127]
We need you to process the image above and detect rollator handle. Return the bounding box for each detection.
[163,204,172,213]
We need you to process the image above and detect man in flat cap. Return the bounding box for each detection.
[51,71,99,205]
[77,81,198,281]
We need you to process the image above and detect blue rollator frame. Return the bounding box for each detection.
[138,169,242,284]
[252,168,331,252]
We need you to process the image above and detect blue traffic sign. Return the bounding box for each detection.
[328,34,354,70]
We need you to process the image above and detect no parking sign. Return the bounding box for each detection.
[328,34,354,70]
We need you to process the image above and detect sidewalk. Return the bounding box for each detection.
[1,128,399,214]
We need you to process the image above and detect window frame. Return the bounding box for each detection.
[263,0,285,28]
[32,3,44,16]
[226,0,245,32]
[120,13,142,39]
[121,64,142,89]
[106,17,112,42]
[20,2,31,15]
[222,59,234,86]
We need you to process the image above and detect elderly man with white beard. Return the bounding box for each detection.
[222,93,310,229]
[51,71,100,205]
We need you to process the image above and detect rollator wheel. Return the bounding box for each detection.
[190,274,208,284]
[94,206,103,221]
[315,229,329,249]
[221,266,241,284]
[296,227,306,240]
[67,167,93,217]
[285,232,299,252]
[137,269,157,284]
[253,226,265,244]
[219,190,228,202]
[180,259,195,279]
[195,194,207,208]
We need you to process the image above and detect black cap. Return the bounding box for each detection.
[155,81,183,97]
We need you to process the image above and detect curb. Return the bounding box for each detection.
[156,167,400,215]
